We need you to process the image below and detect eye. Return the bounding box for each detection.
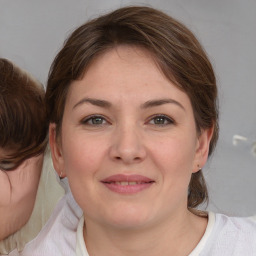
[148,115,174,126]
[0,161,16,171]
[81,115,108,126]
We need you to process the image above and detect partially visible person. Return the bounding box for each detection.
[0,58,64,255]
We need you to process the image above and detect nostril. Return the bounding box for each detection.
[113,155,142,163]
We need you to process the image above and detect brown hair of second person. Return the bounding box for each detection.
[0,58,47,170]
[46,6,219,209]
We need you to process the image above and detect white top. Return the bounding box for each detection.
[6,187,256,256]
[18,191,83,256]
[76,212,256,256]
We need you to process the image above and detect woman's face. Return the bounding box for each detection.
[0,150,42,239]
[50,46,212,229]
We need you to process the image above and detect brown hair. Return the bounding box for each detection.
[0,58,47,170]
[46,6,219,208]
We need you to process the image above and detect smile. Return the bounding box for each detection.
[101,174,155,194]
[104,181,152,185]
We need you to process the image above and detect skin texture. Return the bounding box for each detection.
[50,46,213,255]
[0,152,43,240]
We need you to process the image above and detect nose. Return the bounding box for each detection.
[109,124,146,164]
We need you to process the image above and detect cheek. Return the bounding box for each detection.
[9,163,41,203]
[149,135,197,178]
[62,136,108,212]
[0,164,41,207]
[0,171,11,206]
[62,133,107,177]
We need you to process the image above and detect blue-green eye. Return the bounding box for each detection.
[148,115,174,125]
[81,115,107,125]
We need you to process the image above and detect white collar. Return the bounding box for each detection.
[76,212,215,256]
[189,211,215,256]
[76,216,88,256]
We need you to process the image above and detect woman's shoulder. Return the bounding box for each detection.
[214,212,256,234]
[200,212,256,256]
[19,191,82,256]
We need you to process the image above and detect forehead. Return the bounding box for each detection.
[66,46,189,105]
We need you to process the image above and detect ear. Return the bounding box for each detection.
[192,126,214,173]
[49,123,66,178]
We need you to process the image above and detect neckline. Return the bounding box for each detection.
[188,211,215,256]
[76,212,216,256]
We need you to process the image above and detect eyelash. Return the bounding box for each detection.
[81,114,175,127]
[0,161,17,171]
[147,114,175,126]
[81,115,109,126]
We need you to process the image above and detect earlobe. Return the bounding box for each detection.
[193,126,214,173]
[49,123,66,178]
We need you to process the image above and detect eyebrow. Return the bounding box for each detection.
[73,98,112,110]
[73,97,185,111]
[141,99,185,111]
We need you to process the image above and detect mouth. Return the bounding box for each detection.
[103,181,153,185]
[101,174,155,194]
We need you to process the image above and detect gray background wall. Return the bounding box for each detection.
[1,0,255,216]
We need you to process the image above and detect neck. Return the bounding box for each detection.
[83,209,207,256]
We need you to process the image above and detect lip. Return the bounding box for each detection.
[101,174,155,194]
